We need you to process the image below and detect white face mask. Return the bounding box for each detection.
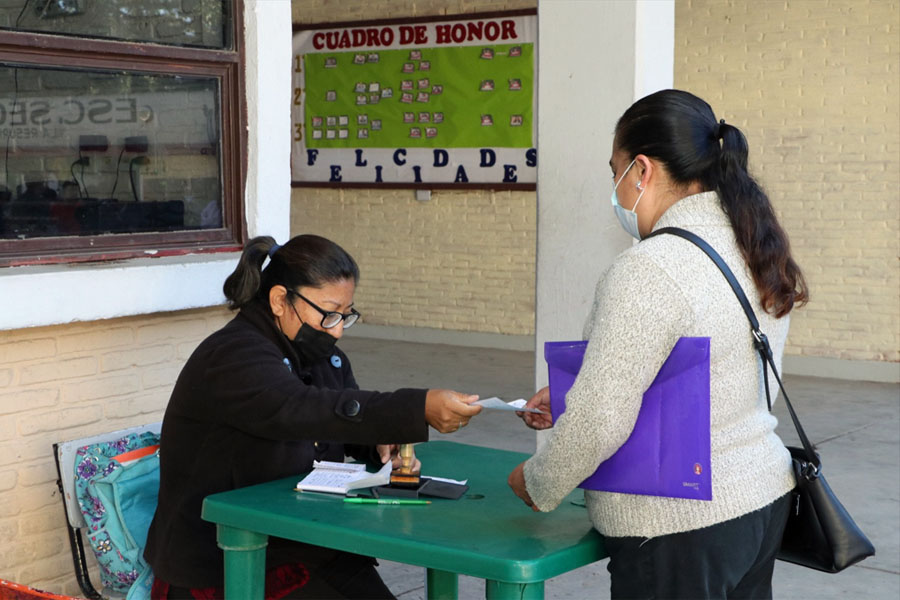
[610,159,646,240]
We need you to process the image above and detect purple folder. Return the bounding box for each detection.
[545,337,711,501]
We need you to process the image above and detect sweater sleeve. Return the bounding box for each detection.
[523,250,694,511]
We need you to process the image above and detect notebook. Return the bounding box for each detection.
[294,460,391,494]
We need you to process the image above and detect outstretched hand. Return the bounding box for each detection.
[424,389,482,433]
[516,386,554,430]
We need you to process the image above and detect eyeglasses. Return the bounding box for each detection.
[287,290,361,329]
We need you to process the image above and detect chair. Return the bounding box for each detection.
[53,423,161,600]
[0,578,81,600]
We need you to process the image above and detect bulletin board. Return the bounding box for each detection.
[291,10,537,188]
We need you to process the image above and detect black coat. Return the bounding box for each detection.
[144,300,428,587]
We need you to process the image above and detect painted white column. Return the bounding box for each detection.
[634,0,675,100]
[243,0,293,241]
[534,0,675,395]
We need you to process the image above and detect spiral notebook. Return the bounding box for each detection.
[545,337,711,500]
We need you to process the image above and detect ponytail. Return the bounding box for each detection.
[223,234,360,311]
[615,90,808,317]
[223,236,277,310]
[715,123,808,317]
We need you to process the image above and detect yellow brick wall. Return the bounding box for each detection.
[0,307,231,594]
[291,0,538,336]
[675,0,900,362]
[292,187,536,334]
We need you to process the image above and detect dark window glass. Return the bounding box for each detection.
[0,65,223,239]
[0,0,243,266]
[0,0,231,49]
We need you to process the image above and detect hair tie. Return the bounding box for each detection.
[268,243,281,258]
[715,118,726,140]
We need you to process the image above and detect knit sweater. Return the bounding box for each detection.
[524,191,796,538]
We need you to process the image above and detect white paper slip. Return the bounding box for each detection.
[474,397,547,414]
[295,460,391,494]
[313,460,365,472]
[425,475,468,485]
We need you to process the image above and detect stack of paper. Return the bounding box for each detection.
[295,460,391,494]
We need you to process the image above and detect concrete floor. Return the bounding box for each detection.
[340,335,900,599]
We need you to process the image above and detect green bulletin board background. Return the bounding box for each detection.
[304,43,534,149]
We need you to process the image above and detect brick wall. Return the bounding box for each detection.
[293,187,536,335]
[675,0,900,362]
[291,0,538,337]
[0,306,231,594]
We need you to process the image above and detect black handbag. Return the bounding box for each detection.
[646,227,875,573]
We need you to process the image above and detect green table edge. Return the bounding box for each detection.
[203,441,606,584]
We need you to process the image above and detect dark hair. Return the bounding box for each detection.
[223,234,360,310]
[615,89,808,318]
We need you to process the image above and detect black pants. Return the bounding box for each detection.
[604,493,791,600]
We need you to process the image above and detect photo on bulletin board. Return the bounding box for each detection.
[291,10,537,188]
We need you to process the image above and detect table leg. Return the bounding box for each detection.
[425,568,458,599]
[485,579,544,600]
[216,524,268,600]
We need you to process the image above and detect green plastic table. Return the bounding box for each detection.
[202,441,606,599]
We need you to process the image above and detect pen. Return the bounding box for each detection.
[343,498,431,505]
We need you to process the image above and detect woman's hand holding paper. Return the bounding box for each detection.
[518,386,554,430]
[424,389,482,433]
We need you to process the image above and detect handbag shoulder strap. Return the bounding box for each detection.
[645,226,819,471]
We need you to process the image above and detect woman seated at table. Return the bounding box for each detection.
[144,234,482,599]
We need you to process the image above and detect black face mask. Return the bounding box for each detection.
[290,322,337,365]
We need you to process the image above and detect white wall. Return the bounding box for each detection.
[534,0,675,387]
[244,0,293,240]
[0,0,293,331]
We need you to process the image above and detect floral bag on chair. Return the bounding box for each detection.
[74,431,160,599]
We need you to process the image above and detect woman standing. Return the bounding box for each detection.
[145,234,481,599]
[509,90,808,599]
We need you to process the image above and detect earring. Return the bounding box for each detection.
[636,182,643,190]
